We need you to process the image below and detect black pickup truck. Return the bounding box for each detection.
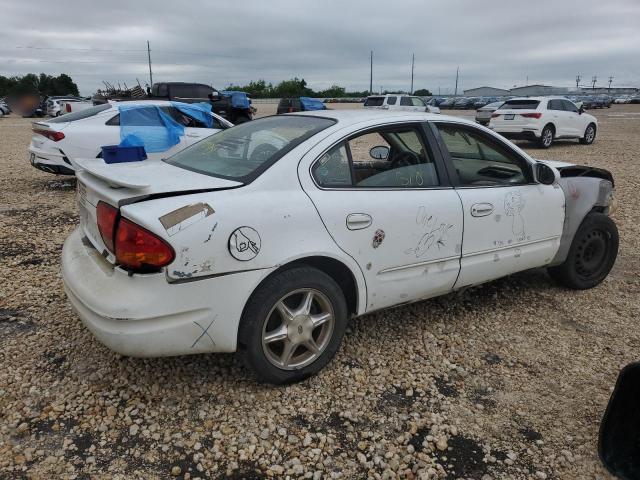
[150,82,253,124]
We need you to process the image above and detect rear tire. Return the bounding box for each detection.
[548,212,618,289]
[538,124,554,148]
[580,123,596,145]
[237,266,348,384]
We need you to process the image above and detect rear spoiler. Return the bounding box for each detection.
[75,159,151,189]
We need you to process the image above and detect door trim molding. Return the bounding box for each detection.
[378,254,461,274]
[462,235,561,258]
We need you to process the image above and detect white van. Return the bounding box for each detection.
[364,94,440,114]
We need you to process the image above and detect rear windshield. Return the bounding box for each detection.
[48,104,111,123]
[165,115,335,182]
[500,100,540,110]
[364,97,384,107]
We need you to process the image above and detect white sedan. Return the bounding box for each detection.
[29,100,231,175]
[489,97,598,148]
[62,110,618,383]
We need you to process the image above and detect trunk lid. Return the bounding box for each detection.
[75,158,241,262]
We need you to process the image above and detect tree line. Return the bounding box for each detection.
[0,73,80,98]
[224,77,432,98]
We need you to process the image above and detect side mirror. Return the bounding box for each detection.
[579,106,584,114]
[536,162,558,185]
[370,145,390,160]
[599,363,640,479]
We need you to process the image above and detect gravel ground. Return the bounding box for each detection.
[1,105,639,480]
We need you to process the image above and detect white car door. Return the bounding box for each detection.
[299,122,463,313]
[561,100,583,137]
[432,121,565,287]
[546,99,569,137]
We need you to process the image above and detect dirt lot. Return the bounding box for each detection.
[1,105,639,479]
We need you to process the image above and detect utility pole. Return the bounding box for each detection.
[454,66,459,96]
[591,76,597,91]
[410,53,415,94]
[147,40,153,87]
[576,74,581,90]
[608,75,614,93]
[369,51,373,95]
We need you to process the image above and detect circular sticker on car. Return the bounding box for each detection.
[229,227,261,261]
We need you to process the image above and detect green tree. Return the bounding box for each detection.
[412,88,432,96]
[318,85,346,98]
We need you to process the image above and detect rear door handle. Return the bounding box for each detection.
[346,213,372,230]
[186,133,201,138]
[471,203,494,217]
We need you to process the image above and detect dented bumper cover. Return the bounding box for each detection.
[61,228,273,357]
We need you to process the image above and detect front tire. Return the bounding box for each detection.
[237,266,348,384]
[538,125,554,148]
[580,123,596,145]
[548,212,618,289]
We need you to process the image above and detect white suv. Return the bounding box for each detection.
[364,94,440,114]
[489,97,597,148]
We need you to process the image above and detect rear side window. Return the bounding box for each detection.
[48,104,111,123]
[562,100,579,113]
[364,97,384,107]
[501,100,540,110]
[386,96,397,105]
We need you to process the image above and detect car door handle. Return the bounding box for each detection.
[471,203,494,217]
[346,213,372,230]
[186,133,201,137]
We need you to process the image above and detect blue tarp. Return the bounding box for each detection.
[221,91,250,109]
[172,101,214,128]
[118,104,184,153]
[300,97,326,111]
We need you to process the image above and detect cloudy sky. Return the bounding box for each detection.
[2,0,639,95]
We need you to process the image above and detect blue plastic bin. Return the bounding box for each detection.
[101,145,147,164]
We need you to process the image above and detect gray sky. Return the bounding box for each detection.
[2,0,639,95]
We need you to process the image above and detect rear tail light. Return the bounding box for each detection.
[96,202,174,271]
[521,112,542,119]
[33,129,65,142]
[115,218,175,271]
[66,103,71,113]
[96,201,118,253]
[288,107,294,113]
[491,113,501,118]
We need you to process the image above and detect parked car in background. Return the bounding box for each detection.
[0,100,9,116]
[28,100,231,175]
[489,97,597,148]
[614,95,631,104]
[364,94,440,113]
[475,101,504,126]
[151,82,254,123]
[45,96,81,116]
[277,97,327,114]
[58,99,94,116]
[453,97,471,109]
[629,96,640,104]
[439,97,456,109]
[61,110,618,383]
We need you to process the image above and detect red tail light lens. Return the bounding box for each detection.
[96,201,118,253]
[33,129,65,142]
[115,218,175,271]
[66,103,71,113]
[288,107,294,113]
[521,112,542,119]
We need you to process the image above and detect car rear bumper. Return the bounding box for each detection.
[29,144,75,175]
[489,125,542,140]
[61,228,273,357]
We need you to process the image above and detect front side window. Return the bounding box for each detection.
[400,97,412,106]
[435,123,531,186]
[547,99,563,111]
[311,125,439,188]
[410,97,426,107]
[166,115,335,182]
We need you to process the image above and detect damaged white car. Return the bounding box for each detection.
[62,111,618,383]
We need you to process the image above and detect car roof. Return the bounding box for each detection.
[504,96,568,101]
[289,109,468,125]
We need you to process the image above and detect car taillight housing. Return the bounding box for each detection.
[33,129,65,142]
[520,112,543,119]
[96,201,175,272]
[115,218,175,271]
[96,201,118,253]
[66,103,71,113]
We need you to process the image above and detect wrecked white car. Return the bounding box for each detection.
[61,111,618,383]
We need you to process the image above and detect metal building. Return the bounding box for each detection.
[463,86,510,96]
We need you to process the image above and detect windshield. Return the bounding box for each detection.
[165,115,335,182]
[48,104,111,123]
